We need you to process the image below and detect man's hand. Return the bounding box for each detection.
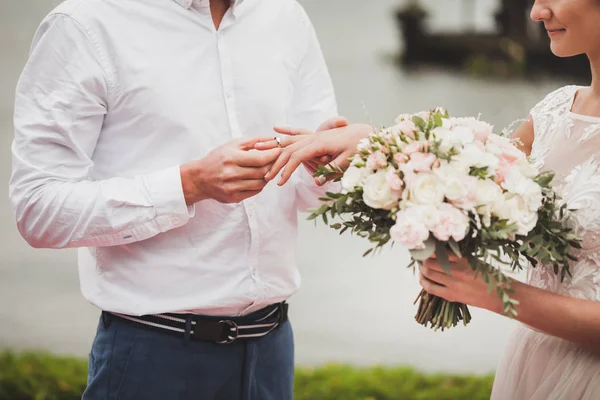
[180,136,282,205]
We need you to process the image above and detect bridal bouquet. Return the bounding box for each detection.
[310,108,581,330]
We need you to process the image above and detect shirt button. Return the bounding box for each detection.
[172,217,181,225]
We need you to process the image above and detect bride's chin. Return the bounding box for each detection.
[549,42,583,58]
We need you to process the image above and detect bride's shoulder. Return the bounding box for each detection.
[531,85,580,118]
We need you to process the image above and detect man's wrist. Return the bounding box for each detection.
[180,162,206,205]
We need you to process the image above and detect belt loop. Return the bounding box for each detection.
[101,311,113,329]
[183,315,193,346]
[277,302,285,326]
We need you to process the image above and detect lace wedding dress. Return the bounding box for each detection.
[491,85,600,399]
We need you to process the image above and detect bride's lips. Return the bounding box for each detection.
[547,28,566,37]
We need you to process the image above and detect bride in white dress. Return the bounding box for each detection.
[258,0,600,398]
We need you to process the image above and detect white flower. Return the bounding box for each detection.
[408,172,445,206]
[391,208,430,250]
[341,166,368,193]
[516,158,539,178]
[431,126,474,152]
[458,143,500,174]
[362,168,401,210]
[452,117,494,142]
[394,113,412,124]
[357,138,371,152]
[502,166,543,211]
[475,179,503,207]
[493,193,538,236]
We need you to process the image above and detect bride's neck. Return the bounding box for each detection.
[588,52,600,97]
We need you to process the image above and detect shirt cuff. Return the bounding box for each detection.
[143,165,195,232]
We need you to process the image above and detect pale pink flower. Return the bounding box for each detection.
[391,209,430,250]
[366,150,388,170]
[431,203,469,242]
[486,134,525,165]
[403,140,429,155]
[386,168,404,192]
[495,158,512,185]
[393,153,409,164]
[396,120,417,139]
[409,152,437,172]
[452,117,494,143]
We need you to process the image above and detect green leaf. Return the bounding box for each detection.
[363,248,374,257]
[447,238,462,258]
[435,241,451,275]
[409,237,436,261]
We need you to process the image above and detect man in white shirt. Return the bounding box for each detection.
[9,0,340,398]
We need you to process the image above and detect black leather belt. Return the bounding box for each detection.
[103,302,288,344]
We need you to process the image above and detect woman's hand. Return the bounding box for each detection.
[257,122,374,186]
[419,254,504,313]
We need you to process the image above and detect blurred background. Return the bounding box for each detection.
[0,0,584,390]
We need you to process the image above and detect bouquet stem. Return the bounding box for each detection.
[414,289,472,330]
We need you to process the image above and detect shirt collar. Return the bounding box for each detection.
[172,0,244,9]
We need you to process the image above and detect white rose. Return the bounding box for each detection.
[516,158,539,178]
[341,166,367,193]
[409,172,445,206]
[475,179,503,206]
[431,127,453,152]
[493,193,538,236]
[458,143,500,173]
[362,169,400,210]
[450,126,475,146]
[502,166,543,211]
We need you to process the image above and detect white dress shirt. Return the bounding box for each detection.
[9,0,338,316]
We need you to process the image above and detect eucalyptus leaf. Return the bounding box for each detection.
[435,241,451,275]
[409,237,436,261]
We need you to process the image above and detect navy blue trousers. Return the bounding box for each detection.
[82,314,294,400]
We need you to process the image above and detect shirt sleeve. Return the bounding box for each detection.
[9,13,194,249]
[287,5,342,212]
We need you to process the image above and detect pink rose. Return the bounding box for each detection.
[495,158,512,185]
[391,209,430,250]
[366,150,388,170]
[393,153,409,164]
[431,203,469,242]
[409,152,437,172]
[386,168,404,192]
[403,140,429,155]
[486,134,524,165]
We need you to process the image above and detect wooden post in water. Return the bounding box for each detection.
[463,0,475,32]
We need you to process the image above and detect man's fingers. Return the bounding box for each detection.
[238,136,279,150]
[235,179,269,192]
[233,189,264,203]
[236,148,282,168]
[273,126,313,136]
[231,165,272,180]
